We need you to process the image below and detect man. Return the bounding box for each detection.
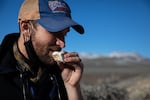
[0,0,84,100]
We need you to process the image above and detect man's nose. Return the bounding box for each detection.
[56,38,65,48]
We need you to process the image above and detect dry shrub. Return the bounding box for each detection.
[81,84,128,100]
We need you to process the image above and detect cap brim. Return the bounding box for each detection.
[37,15,84,34]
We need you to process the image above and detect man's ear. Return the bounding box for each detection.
[19,20,29,33]
[19,20,31,42]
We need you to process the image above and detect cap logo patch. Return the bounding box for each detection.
[48,1,68,14]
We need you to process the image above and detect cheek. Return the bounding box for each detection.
[32,39,55,64]
[31,34,48,54]
[31,33,55,58]
[33,40,47,55]
[37,33,56,45]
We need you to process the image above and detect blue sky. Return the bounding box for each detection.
[0,0,150,58]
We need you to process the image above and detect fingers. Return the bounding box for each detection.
[63,52,81,63]
[58,52,83,72]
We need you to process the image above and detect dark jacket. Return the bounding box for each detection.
[0,33,68,100]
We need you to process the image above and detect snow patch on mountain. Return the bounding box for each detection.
[79,51,145,61]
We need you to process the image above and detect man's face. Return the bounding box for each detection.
[30,24,69,65]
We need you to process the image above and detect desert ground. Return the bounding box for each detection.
[80,57,150,100]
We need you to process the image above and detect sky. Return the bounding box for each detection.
[0,0,150,58]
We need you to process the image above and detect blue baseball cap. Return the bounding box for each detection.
[18,0,84,34]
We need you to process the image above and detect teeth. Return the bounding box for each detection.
[52,51,64,62]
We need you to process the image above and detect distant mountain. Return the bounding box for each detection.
[80,52,148,60]
[79,52,150,66]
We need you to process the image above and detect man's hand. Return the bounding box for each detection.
[58,52,84,100]
[58,52,83,86]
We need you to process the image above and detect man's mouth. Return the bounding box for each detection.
[48,46,62,52]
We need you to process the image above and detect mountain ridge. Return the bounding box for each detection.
[79,51,150,60]
[79,52,150,66]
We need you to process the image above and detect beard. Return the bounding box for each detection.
[31,39,61,65]
[27,28,62,66]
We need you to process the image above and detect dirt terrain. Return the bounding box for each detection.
[80,57,150,100]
